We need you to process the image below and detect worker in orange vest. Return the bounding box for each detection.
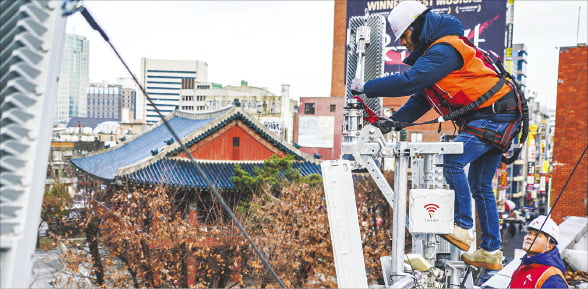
[351,0,523,271]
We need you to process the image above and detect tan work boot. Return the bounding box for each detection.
[440,225,474,251]
[461,249,504,271]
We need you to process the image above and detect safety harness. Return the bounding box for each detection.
[463,48,529,164]
[358,40,529,164]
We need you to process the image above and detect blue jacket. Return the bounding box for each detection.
[363,11,517,124]
[515,247,568,288]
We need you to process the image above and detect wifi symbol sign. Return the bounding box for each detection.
[424,203,440,218]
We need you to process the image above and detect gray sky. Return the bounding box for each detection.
[513,1,587,107]
[66,1,587,107]
[66,1,335,100]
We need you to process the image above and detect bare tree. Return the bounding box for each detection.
[53,156,394,287]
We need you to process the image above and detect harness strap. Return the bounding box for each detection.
[491,97,518,113]
[392,77,508,129]
[462,126,499,142]
[536,266,569,288]
[476,91,518,114]
[441,77,506,122]
[462,120,519,153]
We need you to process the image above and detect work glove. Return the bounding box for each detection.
[350,78,365,95]
[375,118,404,134]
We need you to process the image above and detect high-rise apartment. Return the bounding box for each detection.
[140,58,208,124]
[55,33,89,124]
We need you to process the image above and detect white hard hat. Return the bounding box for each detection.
[388,1,428,41]
[527,215,560,244]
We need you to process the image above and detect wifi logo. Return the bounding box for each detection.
[424,203,440,218]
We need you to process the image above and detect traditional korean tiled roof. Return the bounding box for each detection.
[122,159,321,189]
[71,106,321,186]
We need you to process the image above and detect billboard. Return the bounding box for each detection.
[298,116,335,148]
[346,0,508,77]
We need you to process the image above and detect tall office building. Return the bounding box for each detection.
[55,33,89,124]
[120,87,137,123]
[140,58,208,124]
[87,83,123,120]
[507,43,528,206]
[116,77,139,122]
[512,43,528,90]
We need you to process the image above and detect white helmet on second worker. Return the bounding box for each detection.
[527,215,560,244]
[388,0,428,41]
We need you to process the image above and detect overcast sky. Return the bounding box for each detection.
[65,1,587,107]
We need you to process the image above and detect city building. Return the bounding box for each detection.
[116,77,141,122]
[86,82,136,122]
[120,87,137,123]
[512,97,555,214]
[55,33,89,124]
[502,43,529,212]
[294,97,345,160]
[178,80,296,142]
[47,127,104,202]
[551,45,588,223]
[87,83,122,120]
[512,43,528,90]
[140,58,208,124]
[280,84,298,144]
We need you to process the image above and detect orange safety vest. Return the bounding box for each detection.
[423,35,512,116]
[510,264,568,288]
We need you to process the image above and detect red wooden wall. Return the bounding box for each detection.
[178,120,286,160]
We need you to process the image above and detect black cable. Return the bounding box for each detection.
[527,144,587,251]
[75,6,286,288]
[507,143,588,288]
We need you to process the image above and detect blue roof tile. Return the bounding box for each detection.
[71,116,214,180]
[122,159,322,189]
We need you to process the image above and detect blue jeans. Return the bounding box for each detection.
[443,118,514,251]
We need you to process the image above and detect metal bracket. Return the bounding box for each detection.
[352,125,395,206]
